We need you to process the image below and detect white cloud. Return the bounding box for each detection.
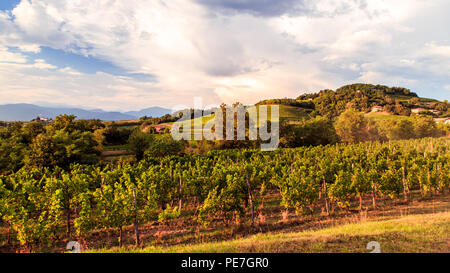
[18,44,41,53]
[425,42,450,58]
[32,58,56,69]
[0,46,28,63]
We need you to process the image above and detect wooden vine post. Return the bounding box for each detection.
[402,166,408,202]
[133,187,140,247]
[322,175,329,215]
[245,172,255,226]
[371,180,377,209]
[178,173,183,211]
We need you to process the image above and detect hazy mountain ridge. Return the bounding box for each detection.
[0,104,172,121]
[125,107,173,119]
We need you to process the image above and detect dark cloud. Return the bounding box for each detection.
[195,0,369,17]
[204,59,276,77]
[195,0,308,17]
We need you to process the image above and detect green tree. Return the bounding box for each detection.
[47,114,77,133]
[413,116,439,138]
[145,135,185,158]
[28,130,100,168]
[280,117,338,147]
[27,134,57,168]
[0,136,26,173]
[21,121,45,144]
[335,109,370,143]
[128,130,153,161]
[379,119,415,140]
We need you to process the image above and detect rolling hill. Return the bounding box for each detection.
[254,84,449,121]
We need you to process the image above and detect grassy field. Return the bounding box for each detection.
[102,144,130,151]
[365,113,410,121]
[101,144,133,161]
[174,105,311,127]
[278,105,312,121]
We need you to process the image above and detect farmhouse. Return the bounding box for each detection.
[32,116,54,123]
[153,125,168,133]
[411,108,428,114]
[370,106,384,113]
[434,117,450,124]
[143,124,169,133]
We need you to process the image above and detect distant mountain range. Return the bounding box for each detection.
[0,104,172,121]
[124,107,173,119]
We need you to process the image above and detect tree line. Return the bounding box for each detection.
[1,108,448,175]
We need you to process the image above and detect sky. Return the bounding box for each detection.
[0,0,449,111]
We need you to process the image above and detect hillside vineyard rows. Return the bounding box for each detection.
[0,137,448,249]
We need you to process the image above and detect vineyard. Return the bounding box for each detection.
[0,137,448,252]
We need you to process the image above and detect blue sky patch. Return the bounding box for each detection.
[0,0,20,11]
[8,46,156,81]
[38,46,126,75]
